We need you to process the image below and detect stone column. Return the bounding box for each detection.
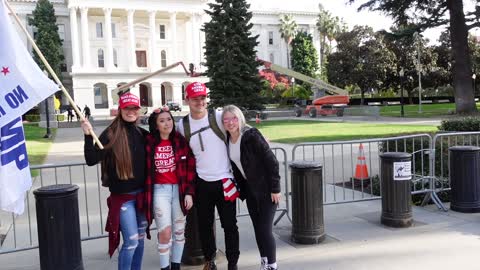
[104,8,114,71]
[149,11,157,70]
[127,9,136,71]
[80,7,91,68]
[69,7,80,70]
[169,12,177,61]
[261,24,268,60]
[191,13,198,66]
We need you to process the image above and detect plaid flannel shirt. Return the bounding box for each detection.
[144,131,196,223]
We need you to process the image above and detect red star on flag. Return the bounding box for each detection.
[1,66,9,76]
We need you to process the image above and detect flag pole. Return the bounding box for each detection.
[4,0,104,149]
[112,62,189,94]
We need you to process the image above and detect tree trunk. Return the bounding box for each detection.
[407,90,413,105]
[360,90,365,105]
[319,36,325,75]
[447,0,477,114]
[286,42,290,69]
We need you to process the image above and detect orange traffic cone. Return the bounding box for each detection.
[256,114,261,124]
[352,143,370,187]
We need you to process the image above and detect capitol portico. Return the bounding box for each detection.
[9,0,320,116]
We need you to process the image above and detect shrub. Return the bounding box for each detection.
[56,114,65,121]
[438,116,480,131]
[25,114,40,122]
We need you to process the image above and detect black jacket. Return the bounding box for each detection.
[228,127,280,200]
[84,122,147,194]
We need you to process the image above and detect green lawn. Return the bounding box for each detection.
[380,102,480,117]
[251,120,437,143]
[24,123,56,166]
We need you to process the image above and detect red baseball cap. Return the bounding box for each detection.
[185,82,207,98]
[118,93,140,109]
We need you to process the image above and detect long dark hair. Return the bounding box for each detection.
[148,108,176,151]
[103,110,136,180]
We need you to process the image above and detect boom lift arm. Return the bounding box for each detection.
[259,59,348,96]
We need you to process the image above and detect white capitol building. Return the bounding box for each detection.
[9,0,320,116]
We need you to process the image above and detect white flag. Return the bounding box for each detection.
[0,0,59,128]
[0,0,58,215]
[0,117,31,215]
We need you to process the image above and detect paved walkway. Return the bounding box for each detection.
[3,116,478,270]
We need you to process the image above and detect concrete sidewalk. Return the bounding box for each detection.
[2,200,480,270]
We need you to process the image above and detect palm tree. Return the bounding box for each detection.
[279,14,297,68]
[317,8,334,75]
[317,6,347,75]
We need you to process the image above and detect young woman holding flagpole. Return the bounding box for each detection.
[82,92,149,270]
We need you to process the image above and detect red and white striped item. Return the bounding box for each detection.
[222,178,239,202]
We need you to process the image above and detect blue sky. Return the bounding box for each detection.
[249,0,480,44]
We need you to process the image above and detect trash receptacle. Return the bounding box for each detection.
[449,146,480,213]
[380,152,413,228]
[182,205,205,265]
[290,161,325,244]
[34,184,84,270]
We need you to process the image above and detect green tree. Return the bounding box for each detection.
[382,27,439,103]
[348,0,478,114]
[327,26,396,104]
[29,0,64,79]
[290,31,319,93]
[203,0,264,109]
[279,14,297,68]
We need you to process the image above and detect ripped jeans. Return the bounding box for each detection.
[118,199,147,270]
[153,184,186,268]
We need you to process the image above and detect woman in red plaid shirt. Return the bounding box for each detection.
[145,107,196,270]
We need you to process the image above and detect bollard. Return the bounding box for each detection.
[380,152,412,228]
[449,146,480,213]
[289,161,325,244]
[34,184,84,270]
[182,205,205,265]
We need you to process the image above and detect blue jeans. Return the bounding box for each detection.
[118,199,147,270]
[153,184,186,268]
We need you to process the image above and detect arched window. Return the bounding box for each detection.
[161,50,167,67]
[97,49,104,68]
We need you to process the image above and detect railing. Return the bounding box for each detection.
[291,134,433,205]
[0,148,289,254]
[3,132,480,254]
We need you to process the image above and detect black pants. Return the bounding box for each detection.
[196,178,239,265]
[245,187,277,264]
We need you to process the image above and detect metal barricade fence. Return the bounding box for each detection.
[0,162,108,254]
[424,131,480,211]
[0,148,289,254]
[5,132,480,254]
[290,134,432,207]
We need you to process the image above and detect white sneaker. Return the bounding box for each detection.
[260,258,268,270]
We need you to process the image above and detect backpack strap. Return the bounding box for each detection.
[182,114,191,142]
[182,109,226,145]
[208,108,226,144]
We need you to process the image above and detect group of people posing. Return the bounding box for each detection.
[81,82,281,270]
